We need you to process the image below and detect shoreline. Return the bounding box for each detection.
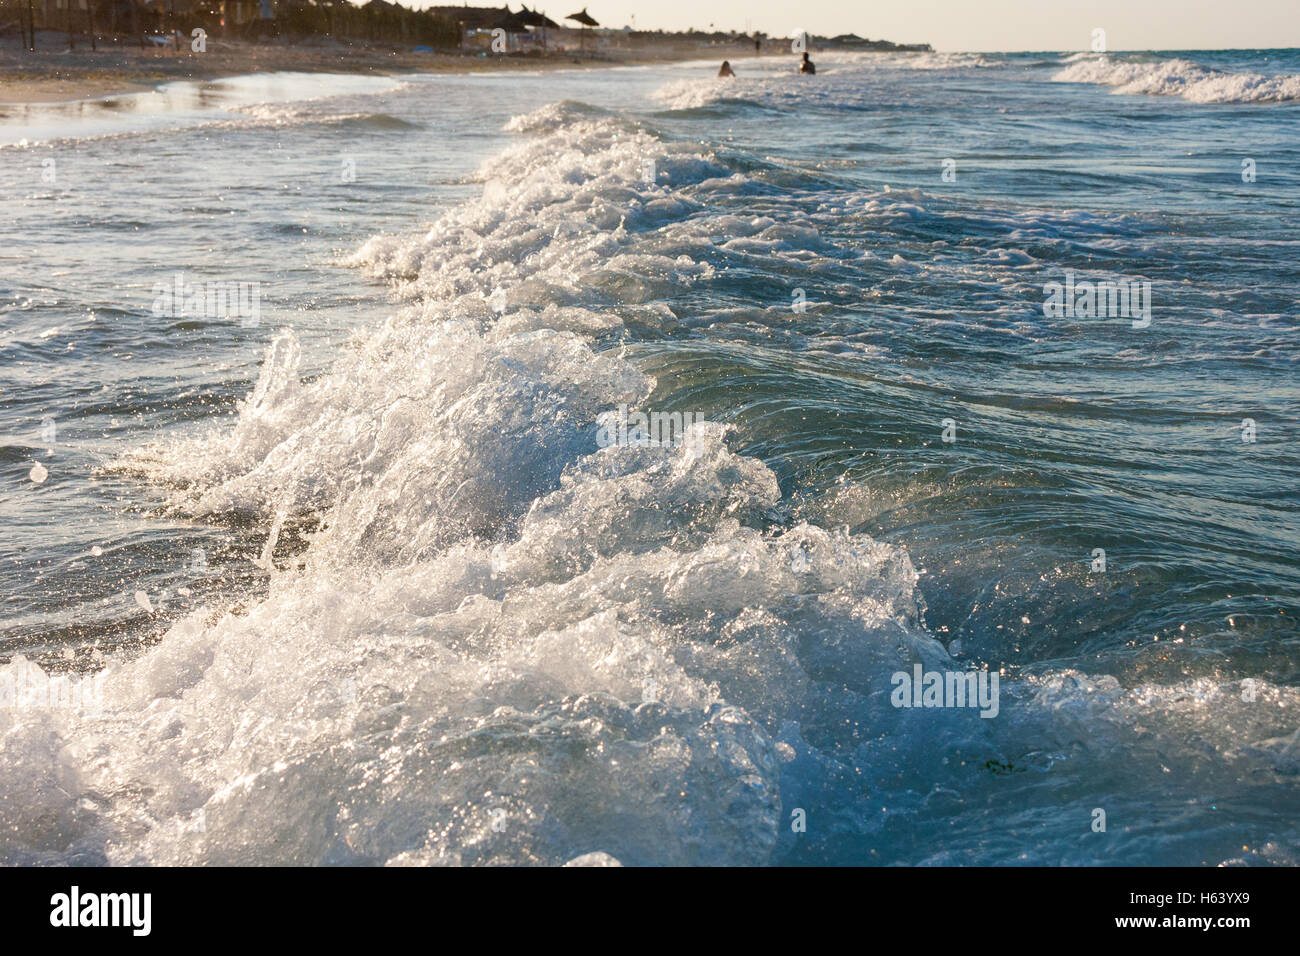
[0,33,760,105]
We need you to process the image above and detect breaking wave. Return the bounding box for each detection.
[1054,54,1300,103]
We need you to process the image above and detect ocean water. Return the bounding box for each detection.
[1,48,1298,866]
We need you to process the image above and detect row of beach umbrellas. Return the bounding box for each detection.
[565,7,597,52]
[473,6,599,52]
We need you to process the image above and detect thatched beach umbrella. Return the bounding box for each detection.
[565,6,597,53]
[517,5,559,28]
[488,6,530,33]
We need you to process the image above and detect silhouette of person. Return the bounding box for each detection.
[799,51,816,74]
[718,60,735,77]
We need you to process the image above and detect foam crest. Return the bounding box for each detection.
[901,52,1002,70]
[9,414,943,864]
[1054,54,1300,103]
[350,106,727,311]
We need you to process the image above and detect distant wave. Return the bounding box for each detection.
[650,78,769,111]
[899,51,1004,70]
[1054,54,1300,103]
[231,101,418,129]
[651,51,1007,112]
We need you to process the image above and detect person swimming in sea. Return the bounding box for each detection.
[718,60,735,78]
[799,51,816,75]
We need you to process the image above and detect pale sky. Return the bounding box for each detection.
[455,1,1300,52]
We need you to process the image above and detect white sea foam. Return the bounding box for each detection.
[0,101,939,866]
[1054,54,1300,103]
[0,71,409,148]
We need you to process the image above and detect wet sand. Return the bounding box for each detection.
[0,31,725,104]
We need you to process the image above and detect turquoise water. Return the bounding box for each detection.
[1,49,1298,865]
